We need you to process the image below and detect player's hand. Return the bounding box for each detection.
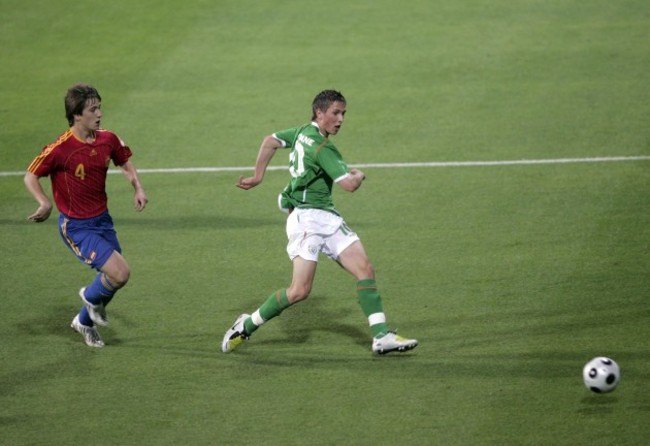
[236,175,262,190]
[350,168,366,181]
[27,202,52,223]
[134,188,148,212]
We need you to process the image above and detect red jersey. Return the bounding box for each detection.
[27,129,133,219]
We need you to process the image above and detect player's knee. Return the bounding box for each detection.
[102,252,131,288]
[356,261,375,281]
[110,268,130,288]
[287,283,311,303]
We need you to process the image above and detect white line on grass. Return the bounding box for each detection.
[1,155,649,177]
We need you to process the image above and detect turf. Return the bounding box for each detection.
[1,0,649,445]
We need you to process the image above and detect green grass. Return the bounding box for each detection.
[1,0,649,445]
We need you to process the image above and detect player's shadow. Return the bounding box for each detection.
[15,304,79,338]
[15,303,138,349]
[265,294,370,350]
[5,305,106,399]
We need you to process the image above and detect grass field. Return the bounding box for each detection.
[1,0,649,445]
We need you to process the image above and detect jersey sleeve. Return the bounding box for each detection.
[316,144,349,182]
[110,133,133,166]
[272,127,301,148]
[27,145,58,177]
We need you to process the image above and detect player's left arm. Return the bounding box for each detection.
[336,168,365,192]
[318,145,365,192]
[119,161,148,211]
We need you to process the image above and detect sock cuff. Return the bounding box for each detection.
[277,289,290,308]
[251,310,264,326]
[368,312,386,326]
[356,279,377,289]
[101,273,117,293]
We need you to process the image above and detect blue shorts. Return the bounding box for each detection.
[58,211,122,271]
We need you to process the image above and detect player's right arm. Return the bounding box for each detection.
[24,172,53,222]
[236,135,284,190]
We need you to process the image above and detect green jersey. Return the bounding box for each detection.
[274,122,349,214]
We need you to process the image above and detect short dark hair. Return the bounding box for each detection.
[311,90,346,120]
[65,84,101,126]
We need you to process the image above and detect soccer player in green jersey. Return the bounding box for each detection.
[222,90,418,355]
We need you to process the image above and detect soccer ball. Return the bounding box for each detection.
[582,357,620,393]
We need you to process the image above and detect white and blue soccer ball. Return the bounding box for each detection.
[582,357,620,393]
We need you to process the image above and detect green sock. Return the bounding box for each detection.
[356,279,389,338]
[244,289,291,335]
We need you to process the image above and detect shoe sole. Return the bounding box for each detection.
[223,335,245,353]
[374,341,418,355]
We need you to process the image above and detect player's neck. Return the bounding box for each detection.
[312,121,329,138]
[71,126,96,143]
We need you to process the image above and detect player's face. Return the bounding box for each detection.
[76,98,103,131]
[317,101,346,136]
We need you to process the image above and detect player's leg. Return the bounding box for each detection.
[244,256,318,334]
[246,211,323,330]
[79,250,130,323]
[336,240,389,337]
[222,257,318,353]
[336,239,418,354]
[222,209,321,353]
[60,212,128,328]
[58,215,111,345]
[94,250,130,304]
[88,213,129,307]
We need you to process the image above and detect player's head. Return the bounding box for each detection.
[65,84,101,126]
[311,90,346,121]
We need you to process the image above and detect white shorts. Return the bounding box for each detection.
[286,208,360,262]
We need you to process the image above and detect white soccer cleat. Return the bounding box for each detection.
[79,287,108,326]
[221,314,250,353]
[372,331,418,355]
[71,315,105,348]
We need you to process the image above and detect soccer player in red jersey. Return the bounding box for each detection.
[24,84,148,348]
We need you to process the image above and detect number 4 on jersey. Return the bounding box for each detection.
[75,163,86,180]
